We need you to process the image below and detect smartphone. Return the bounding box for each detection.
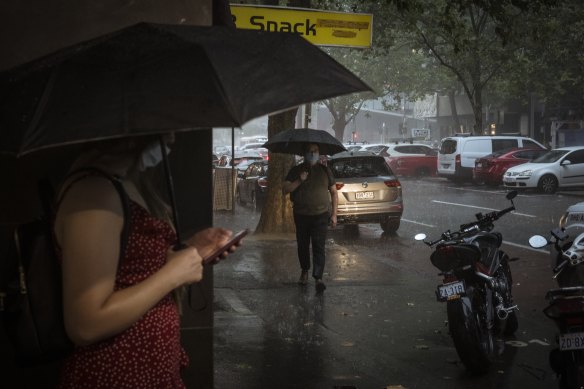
[202,229,249,265]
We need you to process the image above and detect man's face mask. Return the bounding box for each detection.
[138,142,171,171]
[304,151,319,165]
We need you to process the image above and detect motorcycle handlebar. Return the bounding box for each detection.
[496,205,516,219]
[427,204,515,247]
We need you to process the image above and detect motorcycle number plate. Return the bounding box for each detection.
[559,332,584,351]
[437,281,465,302]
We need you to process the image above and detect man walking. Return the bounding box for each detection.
[283,143,337,292]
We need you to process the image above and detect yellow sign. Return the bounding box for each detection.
[230,4,372,48]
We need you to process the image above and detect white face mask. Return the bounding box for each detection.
[138,142,171,171]
[304,151,319,165]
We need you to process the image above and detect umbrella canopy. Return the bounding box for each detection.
[262,128,347,156]
[0,22,372,157]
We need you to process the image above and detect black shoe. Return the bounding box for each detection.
[315,279,326,292]
[298,271,308,285]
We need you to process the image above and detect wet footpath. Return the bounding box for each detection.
[211,207,558,389]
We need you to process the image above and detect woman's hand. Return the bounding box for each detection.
[187,227,237,263]
[165,246,204,286]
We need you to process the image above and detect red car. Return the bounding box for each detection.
[386,148,438,178]
[473,147,548,186]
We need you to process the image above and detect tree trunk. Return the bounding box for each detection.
[254,0,310,234]
[255,109,298,234]
[332,105,348,142]
[471,85,483,135]
[448,90,461,134]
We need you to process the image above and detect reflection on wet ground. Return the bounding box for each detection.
[212,205,558,389]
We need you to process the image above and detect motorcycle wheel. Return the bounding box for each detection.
[559,350,584,389]
[499,258,519,336]
[447,294,493,375]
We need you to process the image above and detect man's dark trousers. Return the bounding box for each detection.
[293,211,329,279]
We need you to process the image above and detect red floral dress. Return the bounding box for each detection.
[58,201,189,389]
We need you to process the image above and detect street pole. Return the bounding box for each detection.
[530,92,535,139]
[304,103,311,127]
[231,126,235,214]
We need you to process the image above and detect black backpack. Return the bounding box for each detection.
[0,168,130,366]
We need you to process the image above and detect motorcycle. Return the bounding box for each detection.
[415,190,519,374]
[529,228,584,389]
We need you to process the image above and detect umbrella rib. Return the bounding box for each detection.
[23,67,59,152]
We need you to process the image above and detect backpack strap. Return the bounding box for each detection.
[56,167,131,260]
[319,163,336,187]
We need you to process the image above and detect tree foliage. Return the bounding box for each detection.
[490,0,584,116]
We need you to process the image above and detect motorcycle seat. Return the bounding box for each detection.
[466,231,502,247]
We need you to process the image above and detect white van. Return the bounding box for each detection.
[437,136,546,181]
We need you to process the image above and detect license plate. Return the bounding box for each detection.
[568,213,584,222]
[559,332,584,351]
[355,191,374,200]
[503,176,513,183]
[437,281,465,301]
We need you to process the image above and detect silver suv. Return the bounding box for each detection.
[328,151,403,233]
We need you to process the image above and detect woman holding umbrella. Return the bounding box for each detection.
[53,135,237,388]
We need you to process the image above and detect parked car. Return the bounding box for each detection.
[386,148,438,178]
[344,144,365,152]
[233,159,257,176]
[239,142,266,151]
[343,142,368,152]
[231,150,266,165]
[236,160,268,212]
[216,150,266,168]
[361,143,435,158]
[359,143,437,178]
[438,135,546,182]
[328,151,403,233]
[503,146,584,194]
[473,147,549,186]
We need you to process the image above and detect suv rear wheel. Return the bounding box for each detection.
[381,218,400,233]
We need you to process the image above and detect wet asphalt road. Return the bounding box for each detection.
[212,178,584,389]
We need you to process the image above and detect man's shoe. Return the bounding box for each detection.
[315,279,326,292]
[298,271,308,285]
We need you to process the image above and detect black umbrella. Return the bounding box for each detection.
[262,128,347,156]
[0,22,371,241]
[0,22,372,156]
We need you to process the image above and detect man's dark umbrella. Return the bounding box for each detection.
[0,22,371,241]
[261,128,347,156]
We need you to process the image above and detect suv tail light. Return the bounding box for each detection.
[258,178,268,188]
[335,183,345,190]
[455,154,461,168]
[384,180,401,188]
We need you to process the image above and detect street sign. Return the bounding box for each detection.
[411,128,430,139]
[230,4,373,48]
